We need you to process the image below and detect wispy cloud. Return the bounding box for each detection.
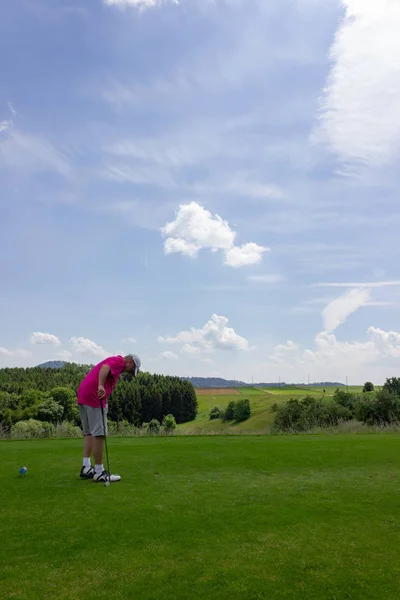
[315,0,400,171]
[322,288,371,333]
[248,274,285,284]
[161,202,268,268]
[313,281,400,289]
[104,0,178,9]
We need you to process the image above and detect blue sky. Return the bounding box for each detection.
[1,0,400,384]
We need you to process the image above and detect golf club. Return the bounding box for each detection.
[100,398,111,487]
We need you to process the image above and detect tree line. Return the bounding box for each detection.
[272,378,400,432]
[0,363,198,431]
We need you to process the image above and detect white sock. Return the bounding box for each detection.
[83,457,91,469]
[95,464,104,474]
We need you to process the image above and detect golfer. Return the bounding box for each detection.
[77,353,141,483]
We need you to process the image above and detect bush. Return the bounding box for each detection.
[224,401,236,421]
[355,389,400,426]
[363,381,374,393]
[270,402,279,412]
[11,419,47,439]
[147,419,161,434]
[162,414,176,431]
[209,407,223,420]
[272,395,352,433]
[233,399,251,422]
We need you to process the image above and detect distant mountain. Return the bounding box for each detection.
[181,377,248,388]
[37,361,67,369]
[182,377,345,388]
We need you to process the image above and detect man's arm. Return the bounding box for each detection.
[98,364,111,399]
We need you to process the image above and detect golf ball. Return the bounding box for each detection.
[19,467,27,475]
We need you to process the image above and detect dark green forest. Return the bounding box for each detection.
[0,363,198,432]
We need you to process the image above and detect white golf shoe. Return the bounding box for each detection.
[93,470,121,483]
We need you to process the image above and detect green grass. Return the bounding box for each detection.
[1,435,400,599]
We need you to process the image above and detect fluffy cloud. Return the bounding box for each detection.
[31,332,61,345]
[70,337,108,358]
[315,0,400,170]
[159,314,249,354]
[162,202,268,268]
[263,325,400,383]
[322,288,371,333]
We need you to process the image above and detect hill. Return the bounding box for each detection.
[37,361,67,369]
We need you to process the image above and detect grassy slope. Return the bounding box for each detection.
[178,386,364,434]
[1,435,400,599]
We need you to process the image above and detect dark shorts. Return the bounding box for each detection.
[79,404,108,436]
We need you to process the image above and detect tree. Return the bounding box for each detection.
[363,382,374,393]
[234,399,251,422]
[383,377,400,397]
[224,401,236,421]
[37,399,64,424]
[49,387,76,421]
[209,407,223,420]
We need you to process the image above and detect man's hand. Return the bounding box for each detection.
[98,385,106,399]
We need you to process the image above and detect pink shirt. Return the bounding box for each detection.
[77,355,125,408]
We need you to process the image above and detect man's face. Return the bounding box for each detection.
[125,357,136,374]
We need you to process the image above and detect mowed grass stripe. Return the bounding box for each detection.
[1,435,400,599]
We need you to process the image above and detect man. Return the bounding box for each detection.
[77,353,141,483]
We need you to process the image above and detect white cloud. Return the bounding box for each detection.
[0,347,31,358]
[322,288,371,333]
[269,340,300,364]
[0,120,12,133]
[126,337,137,343]
[162,202,268,268]
[261,325,400,384]
[0,129,72,178]
[159,313,249,353]
[313,281,400,288]
[315,0,400,170]
[248,274,284,283]
[224,243,268,268]
[160,351,179,360]
[70,337,108,358]
[181,343,201,356]
[30,332,61,346]
[104,0,177,8]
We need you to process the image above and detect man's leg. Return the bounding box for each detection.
[93,435,104,470]
[83,434,93,465]
[79,405,95,479]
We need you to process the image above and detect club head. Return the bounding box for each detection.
[104,480,110,487]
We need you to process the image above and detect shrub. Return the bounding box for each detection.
[355,389,400,426]
[209,407,223,420]
[224,401,236,421]
[55,421,82,438]
[270,402,279,412]
[363,381,374,393]
[11,419,47,439]
[233,399,251,422]
[147,419,161,434]
[272,395,352,433]
[162,414,177,431]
